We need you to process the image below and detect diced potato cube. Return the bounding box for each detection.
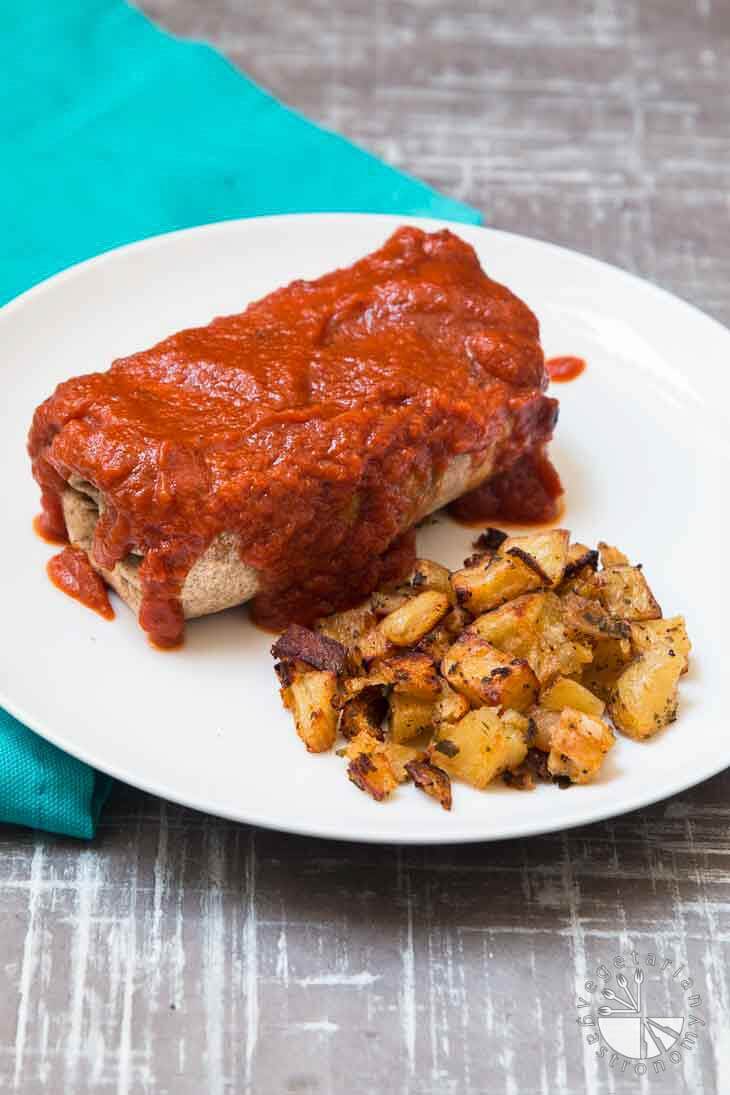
[629,616,691,673]
[580,637,633,702]
[561,592,631,642]
[340,689,387,740]
[388,693,435,743]
[471,593,546,655]
[381,651,441,699]
[608,648,683,739]
[288,670,340,752]
[316,601,377,648]
[354,624,390,668]
[527,705,560,752]
[442,635,538,711]
[561,542,599,586]
[540,676,605,717]
[381,742,427,783]
[593,565,662,621]
[347,751,399,801]
[547,708,615,784]
[503,528,570,586]
[410,559,455,602]
[451,553,542,614]
[405,759,452,810]
[433,681,471,724]
[597,541,630,568]
[371,589,411,617]
[380,591,450,646]
[431,707,528,789]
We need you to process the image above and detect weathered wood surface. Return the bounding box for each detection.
[2,1,729,1091]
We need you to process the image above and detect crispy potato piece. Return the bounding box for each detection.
[598,541,629,568]
[503,529,570,587]
[527,594,593,685]
[354,623,391,668]
[473,592,592,685]
[316,601,377,649]
[580,637,633,702]
[593,565,662,621]
[347,751,399,801]
[405,759,452,810]
[451,553,542,614]
[527,705,560,752]
[288,670,340,753]
[561,542,599,585]
[380,651,441,699]
[433,681,471,724]
[431,707,528,788]
[561,591,631,642]
[442,634,539,711]
[380,591,450,646]
[471,593,545,655]
[381,742,427,782]
[608,648,683,739]
[389,693,435,743]
[416,607,473,661]
[371,589,411,617]
[271,625,348,673]
[630,616,691,673]
[340,689,387,741]
[547,707,615,784]
[540,676,605,717]
[409,559,455,602]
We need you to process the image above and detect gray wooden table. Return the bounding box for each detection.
[2,2,729,1092]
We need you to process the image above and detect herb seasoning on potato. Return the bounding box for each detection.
[271,530,690,811]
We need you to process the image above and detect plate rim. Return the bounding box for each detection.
[3,211,728,844]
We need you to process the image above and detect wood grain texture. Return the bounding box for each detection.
[2,1,729,1091]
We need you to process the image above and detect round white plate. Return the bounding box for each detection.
[1,213,726,843]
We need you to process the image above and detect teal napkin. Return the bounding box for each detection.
[2,0,480,837]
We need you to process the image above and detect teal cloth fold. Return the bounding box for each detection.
[1,0,480,837]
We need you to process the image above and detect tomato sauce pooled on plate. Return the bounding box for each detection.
[546,355,586,383]
[47,546,115,620]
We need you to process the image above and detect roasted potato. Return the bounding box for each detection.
[380,590,451,646]
[431,707,528,788]
[340,688,387,741]
[272,524,691,813]
[288,670,340,753]
[608,648,683,739]
[409,558,455,602]
[503,528,570,586]
[629,616,690,673]
[540,676,605,718]
[593,565,662,621]
[347,751,399,801]
[451,553,542,614]
[597,541,630,568]
[547,708,615,784]
[405,759,452,809]
[388,692,435,743]
[380,651,441,699]
[442,633,539,711]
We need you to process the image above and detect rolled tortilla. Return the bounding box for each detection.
[61,450,496,622]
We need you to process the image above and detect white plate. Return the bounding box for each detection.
[1,213,727,843]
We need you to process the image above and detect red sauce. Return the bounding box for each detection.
[546,355,586,383]
[47,546,115,620]
[29,227,560,646]
[33,513,68,545]
[449,446,564,526]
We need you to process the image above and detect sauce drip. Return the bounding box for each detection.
[47,546,115,620]
[449,446,564,526]
[33,513,68,545]
[29,227,560,645]
[546,356,586,383]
